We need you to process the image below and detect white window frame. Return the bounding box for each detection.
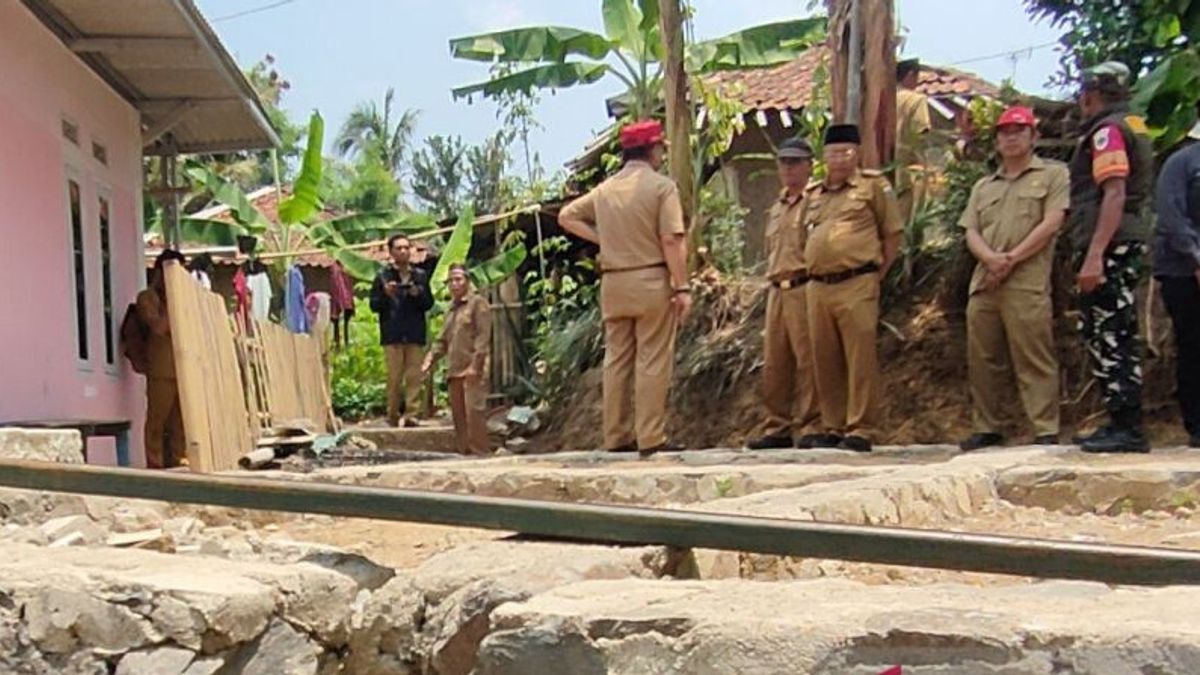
[96,184,120,376]
[64,165,92,372]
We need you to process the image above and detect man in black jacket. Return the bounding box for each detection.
[370,234,434,427]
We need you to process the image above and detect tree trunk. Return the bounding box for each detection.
[658,0,695,233]
[826,0,895,169]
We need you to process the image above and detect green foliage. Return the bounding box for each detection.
[697,181,747,275]
[330,300,388,420]
[411,136,467,220]
[277,112,324,224]
[326,153,402,212]
[450,0,825,121]
[1025,0,1200,146]
[521,235,600,401]
[334,88,419,178]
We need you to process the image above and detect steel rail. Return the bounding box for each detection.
[1,459,1198,586]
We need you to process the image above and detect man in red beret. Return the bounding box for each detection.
[559,120,691,456]
[958,106,1069,451]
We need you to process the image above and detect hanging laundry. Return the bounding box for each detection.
[285,265,309,334]
[233,267,251,324]
[190,269,212,291]
[246,268,272,321]
[330,261,357,348]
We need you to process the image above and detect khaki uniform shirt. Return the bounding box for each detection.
[435,293,491,378]
[803,171,903,276]
[959,156,1070,295]
[559,160,686,272]
[896,88,932,167]
[765,189,809,282]
[136,288,175,380]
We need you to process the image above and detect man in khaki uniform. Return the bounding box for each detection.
[960,106,1069,451]
[424,264,492,455]
[804,124,903,452]
[747,138,823,450]
[896,58,933,221]
[136,250,186,469]
[559,120,692,456]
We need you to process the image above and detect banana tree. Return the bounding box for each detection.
[178,111,435,281]
[449,0,826,120]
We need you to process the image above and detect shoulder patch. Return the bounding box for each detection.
[1124,115,1149,135]
[1093,127,1113,151]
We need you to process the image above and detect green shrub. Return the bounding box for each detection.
[330,299,388,420]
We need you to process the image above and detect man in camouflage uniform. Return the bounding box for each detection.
[1069,62,1154,453]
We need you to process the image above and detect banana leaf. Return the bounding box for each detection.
[331,248,382,282]
[602,0,649,60]
[692,18,827,72]
[311,211,436,247]
[449,26,611,63]
[278,112,324,225]
[184,161,273,234]
[452,62,609,100]
[468,244,528,289]
[431,206,475,296]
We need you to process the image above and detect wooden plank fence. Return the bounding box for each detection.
[165,263,335,471]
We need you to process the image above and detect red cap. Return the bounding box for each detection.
[619,120,664,149]
[996,106,1036,129]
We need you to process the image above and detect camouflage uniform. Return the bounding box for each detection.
[1076,242,1147,413]
[1067,100,1154,441]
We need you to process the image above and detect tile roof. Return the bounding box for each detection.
[703,45,999,113]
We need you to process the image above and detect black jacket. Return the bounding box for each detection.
[369,265,434,346]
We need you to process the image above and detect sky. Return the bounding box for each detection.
[194,0,1068,172]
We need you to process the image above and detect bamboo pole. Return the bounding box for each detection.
[4,458,1200,586]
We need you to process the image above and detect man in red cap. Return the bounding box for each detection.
[958,106,1069,451]
[559,119,691,456]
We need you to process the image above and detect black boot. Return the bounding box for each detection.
[1080,427,1150,453]
[1032,434,1060,446]
[747,434,792,450]
[960,432,1004,452]
[839,436,872,453]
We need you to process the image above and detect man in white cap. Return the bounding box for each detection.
[1153,108,1200,448]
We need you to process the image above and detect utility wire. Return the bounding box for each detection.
[950,41,1059,66]
[212,0,301,23]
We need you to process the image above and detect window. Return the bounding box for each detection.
[99,196,115,366]
[68,179,88,361]
[92,142,107,166]
[61,119,79,146]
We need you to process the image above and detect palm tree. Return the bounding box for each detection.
[334,88,420,178]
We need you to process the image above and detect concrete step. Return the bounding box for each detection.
[348,424,459,454]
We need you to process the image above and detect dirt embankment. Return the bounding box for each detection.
[540,257,1185,451]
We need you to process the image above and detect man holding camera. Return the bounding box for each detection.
[370,234,434,427]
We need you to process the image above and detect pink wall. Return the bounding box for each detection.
[0,3,147,465]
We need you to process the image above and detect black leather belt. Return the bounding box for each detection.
[600,262,667,275]
[770,273,809,289]
[810,262,880,284]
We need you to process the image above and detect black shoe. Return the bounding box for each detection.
[839,436,872,453]
[1080,427,1150,454]
[747,434,793,450]
[798,434,843,449]
[638,441,685,458]
[960,432,1003,452]
[605,443,638,454]
[1032,434,1060,446]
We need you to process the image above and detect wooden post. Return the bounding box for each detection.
[658,0,695,231]
[826,0,896,169]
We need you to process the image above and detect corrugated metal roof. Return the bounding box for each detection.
[20,0,278,154]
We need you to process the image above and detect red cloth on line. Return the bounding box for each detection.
[330,262,356,317]
[233,267,250,323]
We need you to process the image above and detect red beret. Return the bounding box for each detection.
[619,120,664,149]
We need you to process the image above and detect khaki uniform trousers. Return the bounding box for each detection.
[145,376,183,469]
[600,267,676,450]
[763,285,821,437]
[385,343,425,425]
[448,374,490,455]
[966,286,1060,436]
[807,273,882,440]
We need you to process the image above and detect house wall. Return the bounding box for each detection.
[0,3,146,465]
[725,116,794,266]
